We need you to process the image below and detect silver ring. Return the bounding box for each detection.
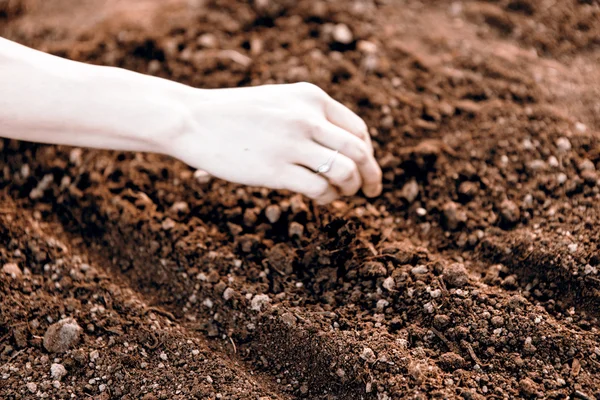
[316,150,339,174]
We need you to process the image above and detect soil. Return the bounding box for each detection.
[1,0,600,399]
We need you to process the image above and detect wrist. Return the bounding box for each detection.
[81,64,201,155]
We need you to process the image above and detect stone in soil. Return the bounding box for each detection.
[50,363,67,380]
[43,318,82,353]
[443,263,468,288]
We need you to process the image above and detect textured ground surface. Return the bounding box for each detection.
[1,0,600,399]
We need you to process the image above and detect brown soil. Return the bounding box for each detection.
[2,0,600,399]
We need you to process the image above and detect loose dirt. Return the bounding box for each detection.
[1,0,600,399]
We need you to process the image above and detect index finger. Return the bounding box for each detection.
[324,96,374,154]
[313,122,382,197]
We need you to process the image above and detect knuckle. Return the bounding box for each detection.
[296,119,322,138]
[295,82,326,99]
[337,163,357,183]
[354,143,371,164]
[307,180,330,199]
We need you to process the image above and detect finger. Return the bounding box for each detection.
[324,97,373,153]
[281,165,339,204]
[312,122,382,197]
[295,143,362,196]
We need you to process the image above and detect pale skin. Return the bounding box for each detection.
[0,37,382,204]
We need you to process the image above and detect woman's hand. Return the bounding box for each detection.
[168,83,382,204]
[0,38,381,204]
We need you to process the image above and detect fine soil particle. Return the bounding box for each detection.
[1,0,600,399]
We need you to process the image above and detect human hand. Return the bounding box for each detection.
[168,82,382,204]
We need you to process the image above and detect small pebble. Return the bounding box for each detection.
[411,265,428,275]
[433,314,450,330]
[521,138,534,150]
[222,287,235,301]
[161,218,176,230]
[508,295,527,309]
[382,276,395,291]
[281,312,297,326]
[441,201,466,230]
[527,159,546,171]
[584,264,597,275]
[523,337,537,354]
[169,201,189,214]
[148,60,161,75]
[2,263,22,278]
[556,137,572,152]
[424,302,435,313]
[50,363,67,380]
[458,181,478,200]
[519,377,539,396]
[197,33,218,48]
[557,173,568,184]
[360,347,376,363]
[499,199,520,226]
[90,350,100,362]
[243,208,258,227]
[438,352,467,370]
[502,275,518,289]
[568,243,578,253]
[26,382,37,393]
[376,299,389,309]
[43,318,82,353]
[579,159,595,171]
[290,195,308,214]
[288,222,304,237]
[400,179,419,203]
[575,122,587,133]
[332,23,353,44]
[250,294,271,311]
[69,148,83,165]
[265,204,282,224]
[193,169,212,184]
[357,40,377,54]
[443,263,468,288]
[581,169,598,184]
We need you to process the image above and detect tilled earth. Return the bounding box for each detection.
[1,0,600,399]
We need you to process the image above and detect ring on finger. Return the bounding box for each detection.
[316,150,339,174]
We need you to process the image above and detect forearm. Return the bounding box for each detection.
[0,37,197,153]
[0,39,383,203]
